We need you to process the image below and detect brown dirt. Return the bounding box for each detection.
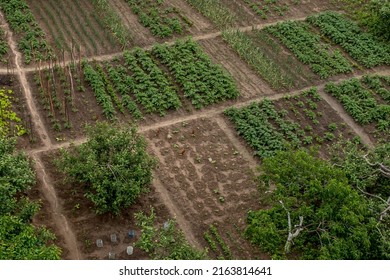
[146,118,266,259]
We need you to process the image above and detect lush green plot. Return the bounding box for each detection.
[0,89,26,137]
[0,0,52,64]
[225,88,342,158]
[265,21,353,78]
[308,12,390,68]
[126,0,192,38]
[325,77,390,133]
[84,48,181,117]
[152,39,239,109]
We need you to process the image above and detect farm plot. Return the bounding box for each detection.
[0,0,52,64]
[30,39,240,142]
[225,88,356,158]
[29,0,131,59]
[265,20,353,78]
[308,12,390,68]
[325,75,390,142]
[39,151,171,260]
[146,118,264,259]
[198,37,275,99]
[222,29,317,91]
[0,74,40,149]
[124,0,193,38]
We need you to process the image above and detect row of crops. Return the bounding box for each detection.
[225,74,389,159]
[225,88,346,158]
[81,39,239,120]
[0,0,52,64]
[126,0,192,38]
[325,75,390,137]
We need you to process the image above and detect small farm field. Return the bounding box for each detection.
[146,118,265,259]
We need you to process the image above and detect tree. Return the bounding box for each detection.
[245,149,388,259]
[135,208,207,260]
[0,215,61,260]
[56,122,157,215]
[0,137,61,260]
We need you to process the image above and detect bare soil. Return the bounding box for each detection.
[146,118,266,259]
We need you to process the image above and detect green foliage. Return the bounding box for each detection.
[0,137,61,260]
[0,29,8,60]
[135,208,207,260]
[123,48,181,115]
[243,0,291,19]
[0,0,52,64]
[0,88,26,137]
[55,122,157,215]
[152,39,239,109]
[266,20,353,78]
[127,0,192,38]
[307,12,390,68]
[83,61,116,119]
[338,0,390,41]
[325,77,390,135]
[246,149,386,259]
[0,214,61,260]
[225,88,335,158]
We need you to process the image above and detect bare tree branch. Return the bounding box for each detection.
[279,201,304,254]
[363,154,390,179]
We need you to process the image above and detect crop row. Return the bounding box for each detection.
[325,76,389,133]
[152,39,239,109]
[308,12,390,68]
[126,0,192,38]
[225,88,342,158]
[0,0,52,64]
[265,20,353,78]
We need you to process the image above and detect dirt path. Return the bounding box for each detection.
[33,155,81,259]
[0,11,51,147]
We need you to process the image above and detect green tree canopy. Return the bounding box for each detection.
[0,137,61,260]
[56,122,157,215]
[246,149,389,259]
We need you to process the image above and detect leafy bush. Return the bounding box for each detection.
[56,122,157,215]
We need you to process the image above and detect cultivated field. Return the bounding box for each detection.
[0,0,389,260]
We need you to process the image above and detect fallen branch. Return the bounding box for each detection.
[363,154,390,179]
